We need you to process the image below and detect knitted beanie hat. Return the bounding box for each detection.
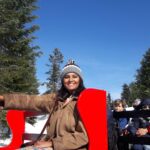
[140,98,150,106]
[132,99,141,107]
[60,60,83,80]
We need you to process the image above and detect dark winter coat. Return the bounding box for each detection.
[107,109,118,150]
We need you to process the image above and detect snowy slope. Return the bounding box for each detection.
[25,115,48,134]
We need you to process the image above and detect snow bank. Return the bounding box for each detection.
[25,115,48,134]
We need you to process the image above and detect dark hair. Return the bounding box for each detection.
[113,99,126,109]
[138,98,150,110]
[57,78,85,101]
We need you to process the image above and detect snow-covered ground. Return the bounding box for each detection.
[25,115,48,134]
[0,138,11,147]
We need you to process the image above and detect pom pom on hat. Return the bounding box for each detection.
[60,60,83,80]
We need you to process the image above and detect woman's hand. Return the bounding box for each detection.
[0,106,3,111]
[0,95,4,110]
[0,95,4,101]
[34,140,53,148]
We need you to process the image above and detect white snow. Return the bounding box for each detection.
[125,107,134,111]
[0,138,12,147]
[25,114,48,134]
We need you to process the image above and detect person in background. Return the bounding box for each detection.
[113,99,129,135]
[128,99,141,125]
[113,99,129,150]
[132,99,141,111]
[0,60,88,150]
[127,98,150,150]
[107,108,118,150]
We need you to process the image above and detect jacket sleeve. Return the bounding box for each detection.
[3,93,56,112]
[51,116,88,150]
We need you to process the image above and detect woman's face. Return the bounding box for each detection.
[63,72,80,93]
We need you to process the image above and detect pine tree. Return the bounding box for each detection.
[0,0,40,94]
[44,48,64,94]
[121,83,131,106]
[107,92,112,109]
[128,82,139,103]
[0,0,40,137]
[136,48,150,99]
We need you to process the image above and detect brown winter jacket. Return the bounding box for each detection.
[3,93,88,150]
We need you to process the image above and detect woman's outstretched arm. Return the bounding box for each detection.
[0,93,56,112]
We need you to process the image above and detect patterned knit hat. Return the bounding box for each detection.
[140,98,150,106]
[60,60,83,80]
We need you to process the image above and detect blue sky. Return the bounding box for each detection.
[33,0,150,99]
